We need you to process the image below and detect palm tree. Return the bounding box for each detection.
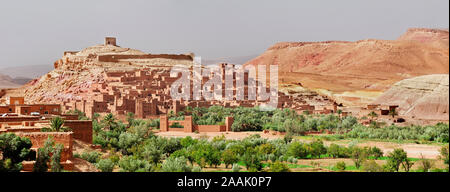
[126,112,135,126]
[389,108,398,119]
[102,113,116,131]
[368,111,378,120]
[41,116,71,132]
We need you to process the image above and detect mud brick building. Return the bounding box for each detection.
[160,115,234,133]
[1,97,93,171]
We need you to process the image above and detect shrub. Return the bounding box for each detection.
[170,122,184,128]
[309,139,327,158]
[232,163,241,172]
[268,161,290,172]
[33,138,54,172]
[192,166,202,172]
[440,145,449,166]
[50,144,64,172]
[417,155,434,172]
[362,160,384,172]
[161,157,192,172]
[96,159,115,172]
[0,133,34,172]
[328,144,350,158]
[119,156,153,172]
[335,161,346,172]
[81,151,101,164]
[368,147,383,159]
[287,142,309,159]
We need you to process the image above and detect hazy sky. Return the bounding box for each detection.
[0,0,448,67]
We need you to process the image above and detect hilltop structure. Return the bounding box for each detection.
[1,37,337,120]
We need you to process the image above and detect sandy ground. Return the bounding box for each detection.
[156,131,446,159]
[72,140,99,172]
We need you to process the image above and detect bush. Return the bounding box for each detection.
[309,139,327,158]
[440,145,449,166]
[417,155,434,172]
[362,160,384,172]
[96,159,115,172]
[161,157,192,172]
[268,161,290,172]
[287,142,309,159]
[328,144,350,158]
[170,122,184,128]
[232,163,241,172]
[368,147,383,159]
[192,166,202,172]
[118,156,153,172]
[81,151,101,164]
[0,133,34,172]
[335,161,346,172]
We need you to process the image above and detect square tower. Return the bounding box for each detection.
[105,37,117,46]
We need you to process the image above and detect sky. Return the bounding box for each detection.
[0,0,448,68]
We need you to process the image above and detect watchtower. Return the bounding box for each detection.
[105,37,117,46]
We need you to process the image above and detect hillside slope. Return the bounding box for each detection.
[0,74,26,88]
[245,28,449,106]
[373,74,449,121]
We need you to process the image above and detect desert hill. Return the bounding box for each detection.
[1,39,195,104]
[244,28,449,106]
[0,64,53,79]
[0,73,32,88]
[373,74,449,121]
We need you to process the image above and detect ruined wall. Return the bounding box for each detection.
[160,115,231,133]
[15,132,73,162]
[194,125,226,132]
[160,115,168,132]
[97,54,193,62]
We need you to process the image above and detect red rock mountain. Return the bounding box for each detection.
[245,28,449,106]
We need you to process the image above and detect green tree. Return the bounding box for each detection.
[368,111,378,120]
[0,133,34,172]
[386,148,413,172]
[102,113,117,131]
[389,108,398,119]
[351,147,367,169]
[222,149,239,168]
[50,144,64,172]
[126,112,135,126]
[268,161,290,172]
[418,154,434,172]
[33,137,63,172]
[287,142,309,159]
[440,145,449,165]
[41,116,71,132]
[368,147,384,159]
[309,139,327,158]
